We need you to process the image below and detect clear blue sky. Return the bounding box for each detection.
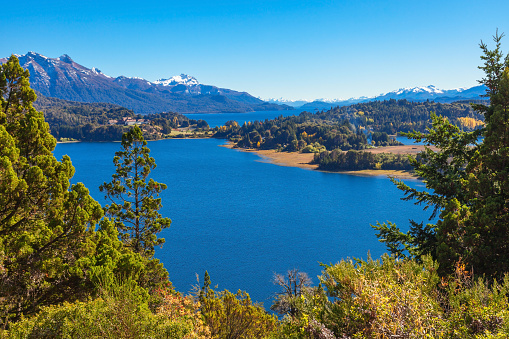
[2,0,508,101]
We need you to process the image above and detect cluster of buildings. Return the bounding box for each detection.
[108,117,147,126]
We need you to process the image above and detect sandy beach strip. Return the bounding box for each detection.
[221,143,433,179]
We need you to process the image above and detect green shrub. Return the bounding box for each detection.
[318,255,444,338]
[198,272,277,338]
[274,255,509,339]
[3,279,203,339]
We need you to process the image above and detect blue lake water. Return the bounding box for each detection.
[184,109,305,128]
[54,136,431,307]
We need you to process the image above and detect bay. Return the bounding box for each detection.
[54,136,431,306]
[184,109,305,128]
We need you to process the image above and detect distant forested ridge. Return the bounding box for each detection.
[35,93,208,141]
[211,99,484,173]
[314,99,484,134]
[40,92,484,147]
[214,99,483,153]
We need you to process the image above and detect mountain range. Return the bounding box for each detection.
[268,84,487,110]
[2,52,488,114]
[0,52,291,114]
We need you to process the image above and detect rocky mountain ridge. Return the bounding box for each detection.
[0,52,291,114]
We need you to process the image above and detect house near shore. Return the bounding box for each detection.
[114,117,147,126]
[125,118,137,125]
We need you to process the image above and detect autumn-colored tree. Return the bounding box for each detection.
[456,116,484,129]
[100,125,171,258]
[198,272,277,339]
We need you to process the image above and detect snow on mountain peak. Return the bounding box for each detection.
[92,67,112,78]
[154,74,199,87]
[23,51,49,60]
[389,85,447,95]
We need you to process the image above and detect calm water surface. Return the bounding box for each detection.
[54,111,432,305]
[184,109,304,128]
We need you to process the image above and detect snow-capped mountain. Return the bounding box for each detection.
[154,74,199,87]
[0,52,291,113]
[390,85,450,96]
[299,85,487,110]
[376,85,485,102]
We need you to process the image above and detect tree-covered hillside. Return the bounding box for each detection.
[213,99,482,154]
[311,99,484,134]
[213,114,377,152]
[34,93,209,141]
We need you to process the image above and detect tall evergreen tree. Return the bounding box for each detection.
[373,33,509,278]
[100,125,171,258]
[0,55,104,321]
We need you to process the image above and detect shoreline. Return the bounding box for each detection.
[221,142,424,179]
[56,135,213,144]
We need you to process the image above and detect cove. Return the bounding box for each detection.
[54,137,431,306]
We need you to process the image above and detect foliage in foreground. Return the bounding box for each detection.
[0,54,106,323]
[7,255,509,339]
[3,279,209,339]
[275,256,509,339]
[198,271,278,339]
[0,55,169,327]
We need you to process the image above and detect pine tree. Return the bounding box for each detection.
[0,55,104,321]
[442,42,509,277]
[373,33,509,278]
[100,125,171,258]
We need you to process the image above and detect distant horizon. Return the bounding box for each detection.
[2,0,508,101]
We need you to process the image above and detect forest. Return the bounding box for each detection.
[312,150,414,171]
[213,96,485,172]
[215,98,484,154]
[311,99,485,134]
[35,75,484,152]
[1,34,509,338]
[34,94,210,141]
[213,115,400,153]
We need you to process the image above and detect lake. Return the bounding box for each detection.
[53,111,432,307]
[184,108,305,128]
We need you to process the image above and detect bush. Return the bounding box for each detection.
[198,272,277,338]
[302,142,326,154]
[274,255,509,338]
[4,279,207,339]
[319,255,444,338]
